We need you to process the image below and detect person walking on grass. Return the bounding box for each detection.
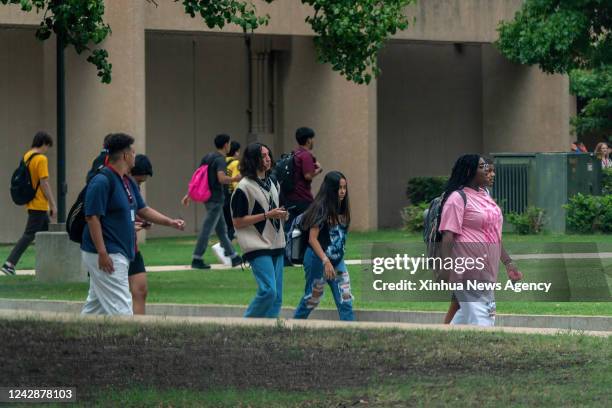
[439,154,522,326]
[182,134,242,269]
[284,127,323,230]
[81,133,185,316]
[129,154,154,315]
[294,171,354,321]
[2,132,57,276]
[231,143,288,318]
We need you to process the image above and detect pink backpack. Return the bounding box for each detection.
[188,164,212,202]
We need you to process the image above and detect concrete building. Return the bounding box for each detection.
[0,0,574,242]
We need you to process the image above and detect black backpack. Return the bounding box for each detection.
[66,168,115,243]
[271,153,296,195]
[10,153,40,205]
[285,213,308,265]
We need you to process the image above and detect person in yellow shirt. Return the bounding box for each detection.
[2,132,57,276]
[224,141,241,241]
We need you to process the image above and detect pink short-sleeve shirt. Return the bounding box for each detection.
[439,188,503,282]
[439,188,503,243]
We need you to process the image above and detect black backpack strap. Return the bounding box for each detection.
[457,189,467,207]
[24,153,42,192]
[96,167,117,206]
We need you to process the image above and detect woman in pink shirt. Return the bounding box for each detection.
[439,154,522,326]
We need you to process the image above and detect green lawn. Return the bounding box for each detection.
[3,229,612,270]
[1,230,611,316]
[3,319,609,407]
[1,263,610,316]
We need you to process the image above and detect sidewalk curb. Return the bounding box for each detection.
[0,298,610,332]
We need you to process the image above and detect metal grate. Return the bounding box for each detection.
[492,163,529,214]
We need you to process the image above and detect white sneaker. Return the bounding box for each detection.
[212,243,231,266]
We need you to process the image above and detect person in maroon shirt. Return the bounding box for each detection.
[285,127,323,231]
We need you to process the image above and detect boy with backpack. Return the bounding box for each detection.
[182,134,242,269]
[80,133,185,316]
[283,127,323,229]
[2,132,56,276]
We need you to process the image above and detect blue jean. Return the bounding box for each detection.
[294,247,354,321]
[244,254,284,318]
[193,201,236,260]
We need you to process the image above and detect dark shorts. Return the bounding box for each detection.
[128,251,146,277]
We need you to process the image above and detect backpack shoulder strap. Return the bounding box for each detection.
[24,152,40,165]
[24,153,42,191]
[98,167,117,198]
[457,189,467,207]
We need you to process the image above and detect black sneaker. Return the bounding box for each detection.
[231,255,243,268]
[191,259,211,269]
[1,263,16,276]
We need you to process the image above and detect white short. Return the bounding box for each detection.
[451,291,496,327]
[81,251,133,316]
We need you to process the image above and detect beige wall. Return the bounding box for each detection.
[402,0,523,42]
[482,44,572,154]
[279,36,378,231]
[0,0,575,239]
[0,0,524,43]
[0,28,49,243]
[377,42,484,228]
[63,0,146,202]
[143,0,523,43]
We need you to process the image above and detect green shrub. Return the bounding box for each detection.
[602,168,612,195]
[401,202,429,232]
[564,193,612,233]
[406,176,448,205]
[506,207,546,235]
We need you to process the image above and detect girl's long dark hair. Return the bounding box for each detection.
[441,154,481,208]
[239,142,274,179]
[301,171,350,229]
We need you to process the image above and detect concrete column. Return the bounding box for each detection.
[482,44,572,155]
[62,1,146,207]
[32,2,147,268]
[280,36,378,230]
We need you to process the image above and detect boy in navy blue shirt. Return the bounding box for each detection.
[81,133,185,316]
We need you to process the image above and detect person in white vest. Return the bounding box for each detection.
[231,143,288,318]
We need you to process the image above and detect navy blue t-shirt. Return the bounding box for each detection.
[81,168,147,261]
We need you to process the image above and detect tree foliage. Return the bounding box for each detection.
[496,0,612,136]
[1,0,112,82]
[2,0,414,85]
[302,0,412,84]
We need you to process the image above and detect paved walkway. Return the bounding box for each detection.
[10,251,612,276]
[0,309,609,337]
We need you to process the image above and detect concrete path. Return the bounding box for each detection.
[9,251,612,276]
[1,298,610,332]
[0,309,609,337]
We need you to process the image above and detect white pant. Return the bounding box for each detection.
[81,251,133,316]
[451,290,496,327]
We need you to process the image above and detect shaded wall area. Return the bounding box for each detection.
[377,41,573,229]
[377,42,483,228]
[146,32,249,237]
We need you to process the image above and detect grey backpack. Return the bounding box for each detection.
[423,189,466,281]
